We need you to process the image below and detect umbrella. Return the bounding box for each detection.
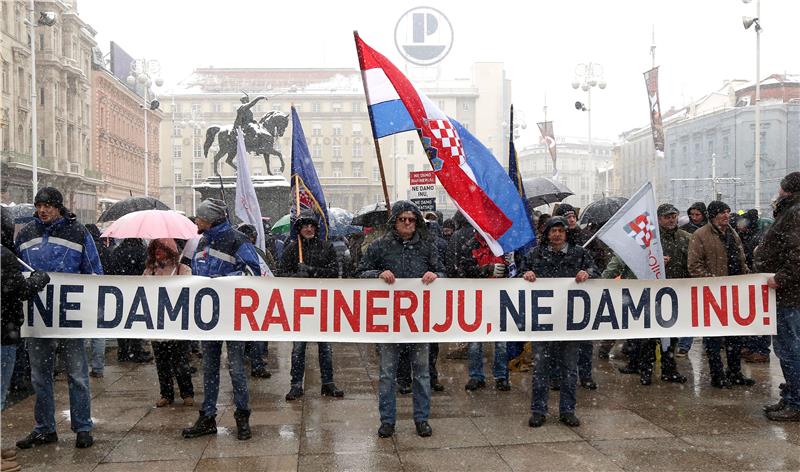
[2,203,36,224]
[100,210,198,240]
[328,207,362,237]
[351,202,389,227]
[579,197,629,226]
[272,214,291,234]
[98,196,170,223]
[523,178,574,207]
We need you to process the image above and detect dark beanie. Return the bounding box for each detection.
[196,198,227,225]
[781,171,800,194]
[706,200,731,220]
[554,203,576,216]
[34,187,64,208]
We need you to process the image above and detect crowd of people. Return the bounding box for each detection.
[0,171,798,470]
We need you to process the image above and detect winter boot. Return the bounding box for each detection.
[321,383,345,397]
[182,412,217,439]
[234,409,252,440]
[640,368,653,386]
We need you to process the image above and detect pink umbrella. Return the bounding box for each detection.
[100,210,198,240]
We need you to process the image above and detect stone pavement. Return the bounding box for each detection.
[1,341,799,471]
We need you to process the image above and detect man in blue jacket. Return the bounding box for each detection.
[182,198,261,441]
[15,187,103,450]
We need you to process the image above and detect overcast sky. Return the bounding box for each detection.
[78,0,799,146]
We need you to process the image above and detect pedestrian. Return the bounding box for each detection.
[681,201,708,234]
[443,212,472,360]
[182,198,261,441]
[735,210,771,364]
[688,200,754,388]
[14,187,102,449]
[522,216,598,428]
[755,171,800,421]
[357,201,444,439]
[84,224,110,378]
[278,211,344,401]
[456,231,511,392]
[142,238,195,408]
[107,238,153,364]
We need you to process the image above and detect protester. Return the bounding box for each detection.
[688,200,754,388]
[84,224,109,378]
[182,198,261,441]
[14,187,102,449]
[237,223,274,380]
[357,201,444,438]
[143,238,194,408]
[108,238,153,364]
[278,211,344,401]
[755,171,800,421]
[522,216,598,428]
[443,212,472,360]
[735,210,771,364]
[681,201,708,234]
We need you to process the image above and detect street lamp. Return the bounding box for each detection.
[26,1,57,197]
[572,62,607,202]
[126,60,163,197]
[179,114,204,216]
[742,0,762,212]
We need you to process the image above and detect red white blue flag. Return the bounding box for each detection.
[354,32,534,256]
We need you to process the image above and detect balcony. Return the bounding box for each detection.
[2,151,32,167]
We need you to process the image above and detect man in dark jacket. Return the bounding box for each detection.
[107,238,153,363]
[756,172,800,421]
[681,201,707,234]
[15,187,102,450]
[237,223,274,380]
[521,216,598,428]
[279,211,344,401]
[182,198,261,441]
[357,201,444,439]
[735,210,771,364]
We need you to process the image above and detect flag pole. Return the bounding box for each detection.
[294,173,304,263]
[353,30,391,213]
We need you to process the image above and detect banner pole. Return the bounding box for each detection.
[294,173,304,263]
[354,30,392,213]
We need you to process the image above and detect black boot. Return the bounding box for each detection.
[233,409,252,440]
[640,369,652,386]
[321,383,344,398]
[182,412,217,439]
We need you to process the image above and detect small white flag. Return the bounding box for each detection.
[234,128,273,277]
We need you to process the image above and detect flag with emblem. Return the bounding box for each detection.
[290,106,330,240]
[354,32,534,256]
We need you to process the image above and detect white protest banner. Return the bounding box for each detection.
[23,273,775,342]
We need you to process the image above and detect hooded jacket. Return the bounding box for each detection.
[356,200,444,279]
[192,220,261,276]
[520,217,599,279]
[15,212,103,275]
[278,213,338,278]
[754,193,800,308]
[681,202,708,234]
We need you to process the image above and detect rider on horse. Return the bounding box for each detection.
[234,93,267,147]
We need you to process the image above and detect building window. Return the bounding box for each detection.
[174,171,182,183]
[332,145,342,159]
[332,163,343,177]
[722,136,730,156]
[438,100,445,110]
[352,101,363,113]
[39,139,45,156]
[173,145,181,158]
[312,143,322,159]
[372,167,380,182]
[353,142,362,158]
[463,102,470,111]
[193,127,202,137]
[39,87,44,106]
[352,162,363,177]
[191,103,201,113]
[406,140,415,155]
[213,103,222,113]
[707,139,715,156]
[332,102,342,112]
[272,103,282,111]
[407,163,414,174]
[173,127,182,137]
[193,163,203,180]
[193,141,202,159]
[312,124,322,136]
[352,123,362,136]
[332,124,342,136]
[2,61,9,93]
[312,102,321,113]
[253,167,263,176]
[175,195,182,205]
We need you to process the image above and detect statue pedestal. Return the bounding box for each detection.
[194,175,290,225]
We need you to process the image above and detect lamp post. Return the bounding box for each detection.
[572,63,607,203]
[26,2,57,197]
[127,60,163,197]
[742,0,762,212]
[180,113,204,216]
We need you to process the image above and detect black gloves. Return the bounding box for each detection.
[28,271,51,292]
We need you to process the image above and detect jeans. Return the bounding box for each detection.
[678,337,694,351]
[532,341,579,415]
[86,338,106,374]
[378,343,431,424]
[745,336,772,356]
[201,341,248,416]
[468,342,508,381]
[27,338,92,433]
[290,342,334,387]
[704,336,743,380]
[152,341,194,401]
[577,341,593,380]
[398,343,439,386]
[1,345,18,410]
[773,307,800,409]
[246,341,267,371]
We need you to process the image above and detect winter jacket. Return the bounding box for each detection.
[107,239,147,276]
[520,219,598,279]
[601,254,637,280]
[192,221,261,277]
[456,232,507,278]
[15,213,103,275]
[279,236,338,278]
[1,246,50,345]
[660,226,692,279]
[754,193,800,308]
[687,223,748,278]
[445,226,476,277]
[681,202,708,234]
[356,201,445,279]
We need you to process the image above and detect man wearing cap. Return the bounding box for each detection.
[14,187,103,450]
[688,200,753,388]
[182,198,261,441]
[755,171,800,421]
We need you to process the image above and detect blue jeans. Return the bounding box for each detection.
[290,342,334,387]
[201,341,249,416]
[773,307,800,409]
[1,345,18,410]
[468,342,508,381]
[678,337,694,351]
[532,341,579,415]
[86,338,106,374]
[246,341,267,371]
[378,343,431,424]
[27,338,92,433]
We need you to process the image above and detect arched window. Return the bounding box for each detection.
[16,124,24,152]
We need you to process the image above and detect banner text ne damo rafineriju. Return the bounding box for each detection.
[22,273,776,342]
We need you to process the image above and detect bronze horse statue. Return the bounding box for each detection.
[203,111,290,176]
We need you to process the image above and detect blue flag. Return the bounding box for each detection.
[508,105,536,257]
[290,106,330,240]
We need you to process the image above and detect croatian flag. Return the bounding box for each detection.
[354,32,534,255]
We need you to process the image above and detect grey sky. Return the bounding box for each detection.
[78,0,799,146]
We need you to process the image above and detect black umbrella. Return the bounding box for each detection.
[97,197,170,223]
[523,177,574,207]
[579,197,629,226]
[351,202,389,228]
[2,203,36,224]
